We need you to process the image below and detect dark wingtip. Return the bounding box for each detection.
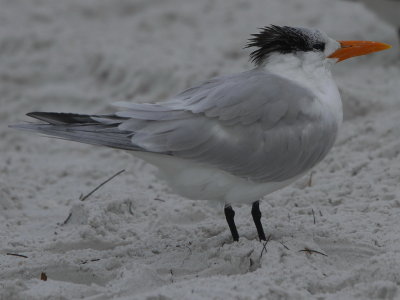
[25,112,97,124]
[26,112,54,122]
[26,111,42,119]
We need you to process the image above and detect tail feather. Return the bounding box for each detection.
[11,112,143,151]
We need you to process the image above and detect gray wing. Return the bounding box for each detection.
[111,70,338,182]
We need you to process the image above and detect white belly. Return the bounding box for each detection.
[134,152,301,205]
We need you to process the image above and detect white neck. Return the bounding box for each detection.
[262,52,343,125]
[262,52,335,91]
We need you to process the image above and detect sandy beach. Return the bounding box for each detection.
[1,0,400,299]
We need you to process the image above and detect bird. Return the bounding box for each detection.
[11,25,391,242]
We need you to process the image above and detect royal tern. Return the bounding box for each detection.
[12,25,391,242]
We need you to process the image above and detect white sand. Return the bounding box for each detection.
[1,0,400,299]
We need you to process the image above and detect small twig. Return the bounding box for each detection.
[6,253,28,258]
[319,210,323,217]
[128,201,134,215]
[312,209,316,225]
[259,234,272,259]
[307,171,315,187]
[180,243,193,267]
[249,258,254,267]
[184,244,192,256]
[80,258,100,265]
[80,169,125,201]
[246,249,254,258]
[299,248,327,257]
[62,212,72,225]
[279,241,290,250]
[154,197,166,202]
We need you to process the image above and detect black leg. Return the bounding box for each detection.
[224,205,239,242]
[251,201,266,241]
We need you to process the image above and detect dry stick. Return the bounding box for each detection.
[80,169,125,201]
[180,243,193,268]
[259,234,272,259]
[62,169,126,225]
[279,241,290,250]
[128,201,134,215]
[62,212,72,225]
[80,258,100,265]
[307,171,314,187]
[6,253,28,258]
[299,248,327,257]
[312,208,316,225]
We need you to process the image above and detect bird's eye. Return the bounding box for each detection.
[313,43,325,51]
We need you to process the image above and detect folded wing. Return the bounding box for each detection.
[112,70,339,182]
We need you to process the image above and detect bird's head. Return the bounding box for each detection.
[246,25,391,67]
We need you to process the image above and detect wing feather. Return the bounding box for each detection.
[108,69,338,182]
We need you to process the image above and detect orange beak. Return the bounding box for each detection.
[328,41,392,62]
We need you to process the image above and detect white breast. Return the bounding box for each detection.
[265,52,343,126]
[134,54,343,205]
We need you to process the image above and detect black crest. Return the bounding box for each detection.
[246,25,324,65]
